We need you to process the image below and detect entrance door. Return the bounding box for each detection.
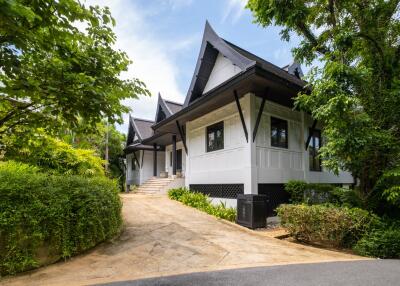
[177,149,182,171]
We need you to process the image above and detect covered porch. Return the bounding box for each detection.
[142,132,187,179]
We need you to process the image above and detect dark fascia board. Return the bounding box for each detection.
[152,66,257,131]
[142,131,182,147]
[154,93,173,122]
[124,143,164,154]
[183,21,256,107]
[130,116,143,141]
[126,115,141,147]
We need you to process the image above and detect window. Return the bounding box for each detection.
[206,121,224,152]
[309,129,322,171]
[271,117,288,148]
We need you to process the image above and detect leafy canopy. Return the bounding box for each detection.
[0,0,149,137]
[4,129,105,176]
[247,0,400,207]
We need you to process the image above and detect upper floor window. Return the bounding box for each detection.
[271,117,288,148]
[206,121,224,152]
[309,129,322,172]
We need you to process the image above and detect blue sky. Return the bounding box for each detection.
[86,0,304,132]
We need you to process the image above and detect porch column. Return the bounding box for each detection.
[172,135,177,175]
[153,143,157,177]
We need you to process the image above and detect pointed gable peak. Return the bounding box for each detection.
[155,92,172,123]
[286,61,304,79]
[183,21,256,107]
[126,114,140,146]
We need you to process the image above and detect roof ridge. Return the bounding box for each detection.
[133,117,155,123]
[222,39,280,70]
[164,99,183,106]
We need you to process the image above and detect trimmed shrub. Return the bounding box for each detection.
[277,204,380,247]
[0,161,122,276]
[168,188,236,222]
[354,227,400,258]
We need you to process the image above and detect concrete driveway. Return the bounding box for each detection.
[2,194,366,286]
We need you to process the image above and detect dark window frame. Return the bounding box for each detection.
[270,117,288,149]
[206,121,224,152]
[309,128,322,172]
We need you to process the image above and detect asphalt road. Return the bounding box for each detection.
[98,260,400,286]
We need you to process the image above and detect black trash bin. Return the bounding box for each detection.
[236,194,267,229]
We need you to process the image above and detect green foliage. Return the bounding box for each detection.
[168,188,237,222]
[0,161,122,275]
[277,204,380,248]
[378,167,400,207]
[0,0,150,136]
[284,180,343,205]
[60,121,127,186]
[4,131,105,176]
[354,227,400,259]
[284,180,308,203]
[168,187,190,201]
[247,0,400,215]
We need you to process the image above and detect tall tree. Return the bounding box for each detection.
[247,0,400,207]
[0,0,149,137]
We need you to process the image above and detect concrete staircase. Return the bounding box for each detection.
[136,177,176,194]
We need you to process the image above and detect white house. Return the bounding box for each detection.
[125,22,353,211]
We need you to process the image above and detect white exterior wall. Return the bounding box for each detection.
[126,150,165,185]
[203,53,241,94]
[185,93,253,194]
[254,97,353,184]
[182,94,353,204]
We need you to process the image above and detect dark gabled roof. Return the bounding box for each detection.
[165,100,183,114]
[152,22,309,137]
[154,93,183,123]
[183,21,256,107]
[182,21,306,108]
[223,40,304,85]
[126,115,154,147]
[134,118,154,140]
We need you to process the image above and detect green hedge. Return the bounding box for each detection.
[353,221,400,258]
[0,161,122,276]
[284,180,353,205]
[168,188,236,222]
[277,204,380,248]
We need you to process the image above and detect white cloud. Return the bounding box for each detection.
[83,0,195,132]
[159,0,193,10]
[221,0,248,24]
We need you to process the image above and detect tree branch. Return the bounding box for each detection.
[356,33,385,61]
[328,0,336,27]
[296,22,330,55]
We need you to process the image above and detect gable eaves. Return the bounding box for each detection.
[183,21,256,107]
